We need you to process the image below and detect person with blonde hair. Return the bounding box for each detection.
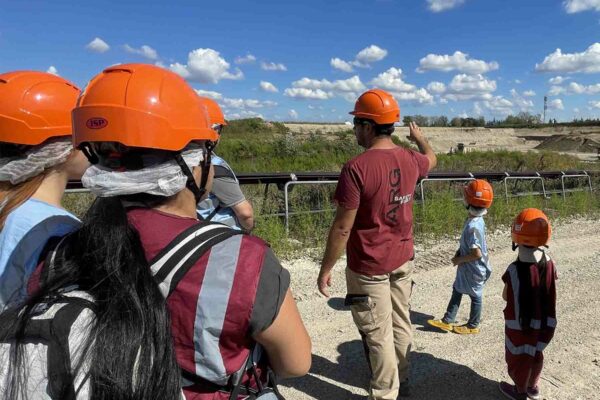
[0,71,87,310]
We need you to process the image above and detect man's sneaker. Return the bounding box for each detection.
[397,380,410,398]
[527,386,540,400]
[453,324,480,334]
[427,319,454,332]
[499,381,527,400]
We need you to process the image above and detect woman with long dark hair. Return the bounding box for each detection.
[499,208,557,400]
[0,71,88,311]
[0,64,311,399]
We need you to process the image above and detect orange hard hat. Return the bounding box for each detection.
[511,208,552,248]
[0,71,80,146]
[464,179,494,208]
[198,96,227,127]
[72,63,218,151]
[349,89,400,125]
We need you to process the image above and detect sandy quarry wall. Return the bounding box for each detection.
[283,124,600,155]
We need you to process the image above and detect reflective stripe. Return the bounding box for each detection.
[505,337,548,356]
[505,317,557,331]
[506,263,557,331]
[151,225,226,297]
[194,234,243,384]
[508,264,520,324]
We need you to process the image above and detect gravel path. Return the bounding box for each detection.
[279,218,600,400]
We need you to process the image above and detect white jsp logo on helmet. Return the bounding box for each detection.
[514,224,523,232]
[476,191,483,197]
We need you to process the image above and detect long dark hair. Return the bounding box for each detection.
[2,196,181,399]
[516,251,551,331]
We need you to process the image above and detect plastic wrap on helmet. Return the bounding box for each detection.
[0,138,73,184]
[81,147,204,197]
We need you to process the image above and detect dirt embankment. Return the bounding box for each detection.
[279,218,600,400]
[284,124,600,159]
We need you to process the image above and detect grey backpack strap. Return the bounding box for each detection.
[149,222,241,297]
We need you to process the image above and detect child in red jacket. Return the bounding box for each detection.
[499,208,557,400]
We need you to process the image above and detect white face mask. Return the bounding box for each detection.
[518,246,548,263]
[463,198,487,217]
[81,147,204,197]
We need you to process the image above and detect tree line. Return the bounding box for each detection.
[402,112,600,128]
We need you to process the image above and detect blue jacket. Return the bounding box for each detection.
[0,198,80,310]
[453,216,491,297]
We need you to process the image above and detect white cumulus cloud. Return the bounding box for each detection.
[549,76,569,85]
[331,45,388,72]
[123,44,158,60]
[284,88,333,100]
[443,74,497,101]
[330,58,354,73]
[564,0,600,13]
[510,89,535,111]
[288,109,299,120]
[482,96,514,115]
[293,75,366,93]
[427,81,447,94]
[261,62,287,71]
[370,68,416,93]
[588,100,600,109]
[550,81,600,95]
[227,110,264,120]
[417,51,499,74]
[235,54,256,64]
[535,43,600,74]
[426,0,466,12]
[355,45,388,65]
[370,68,434,104]
[260,81,279,93]
[548,99,565,110]
[523,90,536,97]
[222,98,277,109]
[195,89,223,100]
[46,66,59,76]
[170,48,243,84]
[85,37,110,53]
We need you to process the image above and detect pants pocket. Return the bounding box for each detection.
[350,298,377,333]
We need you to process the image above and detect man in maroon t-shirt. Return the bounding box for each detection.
[318,89,436,400]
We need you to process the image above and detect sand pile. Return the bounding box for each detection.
[536,134,600,153]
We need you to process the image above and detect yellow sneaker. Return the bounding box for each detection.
[427,319,454,332]
[453,324,480,334]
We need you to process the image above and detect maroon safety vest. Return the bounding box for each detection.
[503,259,557,358]
[130,211,271,400]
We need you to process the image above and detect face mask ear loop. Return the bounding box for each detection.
[174,153,204,204]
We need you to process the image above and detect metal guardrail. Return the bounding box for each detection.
[66,170,600,190]
[66,170,599,231]
[283,180,338,234]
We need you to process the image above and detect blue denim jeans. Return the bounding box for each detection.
[442,287,482,328]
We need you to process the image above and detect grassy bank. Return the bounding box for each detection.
[62,119,600,258]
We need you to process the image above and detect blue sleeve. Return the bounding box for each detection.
[466,223,484,250]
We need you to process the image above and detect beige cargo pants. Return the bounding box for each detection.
[345,261,414,400]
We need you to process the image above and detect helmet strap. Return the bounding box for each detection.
[512,242,518,251]
[81,143,99,165]
[173,141,215,205]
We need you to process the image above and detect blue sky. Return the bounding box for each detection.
[2,0,600,122]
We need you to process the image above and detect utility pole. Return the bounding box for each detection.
[543,96,548,124]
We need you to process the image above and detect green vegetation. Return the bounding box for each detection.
[61,119,600,258]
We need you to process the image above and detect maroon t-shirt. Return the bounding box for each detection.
[335,147,429,275]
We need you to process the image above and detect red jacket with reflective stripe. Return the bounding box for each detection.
[502,260,557,356]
